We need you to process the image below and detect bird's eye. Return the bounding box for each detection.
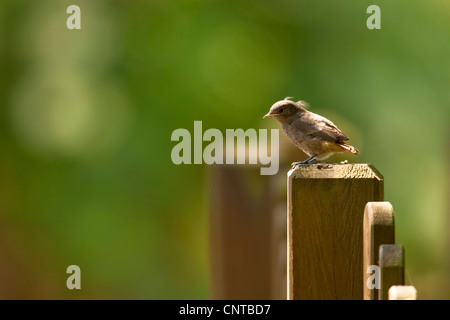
[278,108,283,113]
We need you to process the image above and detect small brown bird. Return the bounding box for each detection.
[263,98,359,166]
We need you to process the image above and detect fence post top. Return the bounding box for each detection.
[288,163,384,181]
[379,244,405,267]
[389,286,417,300]
[364,201,395,225]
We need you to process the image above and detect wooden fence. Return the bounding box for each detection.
[210,163,416,300]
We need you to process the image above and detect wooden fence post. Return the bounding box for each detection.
[209,164,276,299]
[363,202,395,300]
[271,203,287,300]
[287,163,384,300]
[379,244,405,300]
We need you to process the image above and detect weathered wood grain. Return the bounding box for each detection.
[288,163,384,300]
[379,244,405,300]
[363,202,395,300]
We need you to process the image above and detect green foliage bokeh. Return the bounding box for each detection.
[0,0,448,299]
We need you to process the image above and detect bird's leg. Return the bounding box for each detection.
[291,154,318,168]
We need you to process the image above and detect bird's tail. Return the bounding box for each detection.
[338,143,359,155]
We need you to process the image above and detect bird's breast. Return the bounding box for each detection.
[281,122,343,156]
[281,122,309,149]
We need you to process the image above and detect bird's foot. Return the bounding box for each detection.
[291,154,318,168]
[291,158,318,168]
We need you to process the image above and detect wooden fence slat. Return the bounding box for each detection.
[363,201,395,300]
[209,165,275,299]
[389,285,417,300]
[271,203,287,300]
[287,164,384,300]
[379,244,405,300]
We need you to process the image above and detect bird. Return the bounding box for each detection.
[263,97,359,166]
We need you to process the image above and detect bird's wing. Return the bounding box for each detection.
[303,112,349,142]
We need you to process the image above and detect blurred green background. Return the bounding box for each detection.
[0,0,448,299]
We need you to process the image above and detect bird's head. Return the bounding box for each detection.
[263,98,308,123]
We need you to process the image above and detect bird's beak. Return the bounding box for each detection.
[263,113,274,119]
